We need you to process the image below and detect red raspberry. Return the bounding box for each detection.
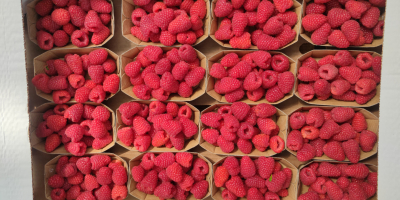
[143,73,161,89]
[64,103,83,123]
[180,0,194,13]
[131,8,146,27]
[277,71,294,94]
[178,44,197,63]
[319,119,341,139]
[342,139,360,163]
[339,66,362,84]
[225,176,246,197]
[345,163,369,179]
[340,20,361,43]
[302,14,327,32]
[47,115,67,132]
[159,31,177,46]
[92,25,111,45]
[35,0,53,16]
[360,6,380,28]
[352,112,367,132]
[76,157,91,174]
[74,87,90,103]
[232,13,248,37]
[201,128,219,144]
[263,16,284,36]
[306,3,326,14]
[217,135,234,153]
[133,84,152,100]
[84,10,104,33]
[45,133,61,152]
[297,143,316,162]
[270,135,285,153]
[323,141,346,161]
[99,13,111,25]
[328,30,350,48]
[345,1,368,19]
[65,124,84,142]
[359,130,377,152]
[301,125,320,140]
[168,13,192,35]
[124,61,142,78]
[355,52,373,70]
[327,8,351,28]
[42,15,61,34]
[184,67,205,87]
[214,0,233,18]
[325,180,344,200]
[265,84,284,102]
[299,167,317,186]
[51,188,66,200]
[306,108,325,128]
[372,20,384,37]
[317,162,341,177]
[287,130,303,151]
[154,152,175,169]
[90,0,112,13]
[177,31,197,45]
[361,70,380,83]
[88,85,106,103]
[90,155,111,171]
[355,78,376,95]
[298,66,319,82]
[112,165,127,186]
[271,54,290,72]
[153,182,176,199]
[314,79,331,98]
[132,116,150,135]
[367,172,378,186]
[47,76,68,91]
[189,180,208,199]
[311,23,331,45]
[355,89,376,104]
[215,21,234,41]
[331,79,351,96]
[32,73,51,93]
[52,30,69,47]
[210,63,228,79]
[153,8,175,31]
[71,30,89,47]
[190,0,207,19]
[92,134,112,150]
[154,58,171,76]
[298,191,319,200]
[214,166,229,188]
[332,123,357,141]
[51,8,71,27]
[36,121,54,138]
[89,49,108,65]
[256,34,280,50]
[103,74,120,93]
[317,64,337,81]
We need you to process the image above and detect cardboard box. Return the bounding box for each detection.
[116,100,200,152]
[286,106,379,162]
[128,152,213,200]
[300,0,385,48]
[121,0,210,46]
[210,0,302,50]
[33,47,120,103]
[26,0,115,49]
[199,103,288,156]
[44,153,128,200]
[207,50,296,104]
[297,161,377,200]
[295,50,381,107]
[29,102,116,154]
[120,46,207,101]
[211,156,299,200]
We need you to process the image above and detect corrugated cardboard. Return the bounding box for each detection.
[295,50,381,107]
[121,0,210,46]
[26,0,115,49]
[116,100,200,152]
[297,161,377,200]
[120,46,207,101]
[29,102,116,154]
[33,48,120,103]
[211,156,299,200]
[300,0,385,48]
[286,106,379,163]
[199,103,288,156]
[44,153,128,200]
[207,50,296,104]
[210,0,302,50]
[128,152,213,200]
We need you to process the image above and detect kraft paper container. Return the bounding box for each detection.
[297,161,377,200]
[300,0,385,48]
[44,153,128,200]
[207,50,296,104]
[128,152,212,200]
[286,106,379,162]
[29,102,116,154]
[120,46,207,101]
[212,156,299,200]
[295,50,381,107]
[121,0,210,46]
[33,48,120,103]
[210,0,302,50]
[27,0,115,49]
[116,100,200,152]
[199,103,288,156]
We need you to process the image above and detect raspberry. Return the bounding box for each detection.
[256,34,280,50]
[334,50,353,67]
[168,13,192,35]
[99,13,111,25]
[42,15,61,34]
[317,162,340,177]
[324,180,344,200]
[84,10,104,33]
[314,79,331,98]
[215,22,234,41]
[311,23,331,45]
[47,76,67,91]
[185,67,205,87]
[112,165,127,186]
[217,134,235,152]
[298,191,319,200]
[64,124,84,143]
[92,25,111,45]
[332,123,356,141]
[306,3,326,14]
[345,163,369,179]
[298,66,319,82]
[355,78,376,95]
[372,20,384,37]
[265,85,285,102]
[89,49,108,65]
[339,66,362,84]
[263,16,284,36]
[342,139,360,163]
[239,156,255,178]
[266,170,287,193]
[323,141,346,161]
[345,1,368,19]
[299,167,317,186]
[210,63,228,79]
[36,121,54,138]
[102,74,119,94]
[360,6,380,28]
[47,115,67,132]
[45,133,61,152]
[52,30,69,47]
[355,52,373,70]
[361,70,380,83]
[319,119,340,139]
[225,176,246,197]
[351,112,367,133]
[287,130,303,151]
[270,135,285,153]
[221,53,240,68]
[75,157,91,175]
[52,90,72,104]
[90,0,112,14]
[297,143,316,162]
[35,0,53,16]
[32,74,51,93]
[301,125,320,140]
[359,130,377,152]
[154,58,171,76]
[214,0,233,18]
[355,89,376,104]
[331,79,351,96]
[328,30,350,48]
[302,14,327,32]
[271,55,289,73]
[71,30,89,47]
[306,108,324,128]
[190,0,207,19]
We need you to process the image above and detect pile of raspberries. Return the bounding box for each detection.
[210,51,295,103]
[124,45,205,100]
[131,152,210,199]
[214,156,292,199]
[47,155,128,200]
[299,162,377,200]
[117,101,198,151]
[297,50,381,105]
[35,103,113,155]
[129,0,207,46]
[302,0,385,48]
[201,102,285,154]
[213,0,298,49]
[287,107,378,163]
[34,0,112,50]
[32,49,119,104]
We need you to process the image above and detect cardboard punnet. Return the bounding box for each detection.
[121,0,210,46]
[207,50,296,104]
[295,50,381,107]
[286,106,379,163]
[120,46,207,101]
[211,156,299,200]
[297,161,377,200]
[29,102,116,154]
[26,0,115,49]
[300,0,385,48]
[199,103,288,156]
[210,0,302,50]
[33,48,120,103]
[128,152,213,200]
[44,153,128,200]
[116,100,201,152]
